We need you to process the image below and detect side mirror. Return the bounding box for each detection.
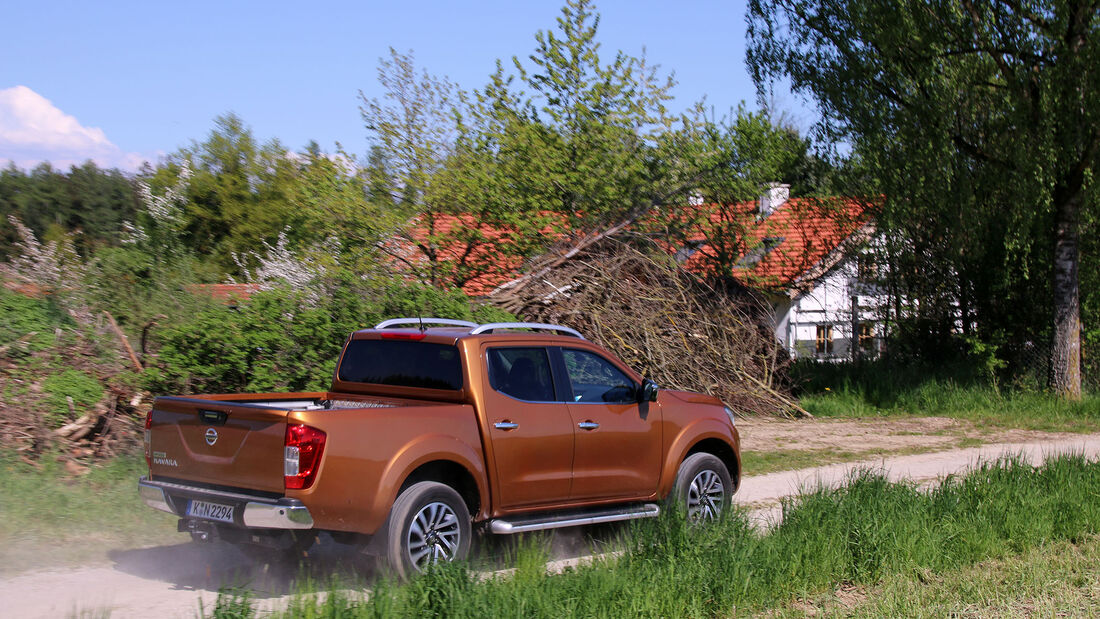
[638,378,659,403]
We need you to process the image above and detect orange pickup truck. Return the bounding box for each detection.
[138,319,741,577]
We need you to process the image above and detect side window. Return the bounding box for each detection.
[562,349,636,403]
[487,347,556,402]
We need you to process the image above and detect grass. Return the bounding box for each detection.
[794,360,1100,433]
[741,445,974,476]
[740,448,860,474]
[203,453,1100,618]
[776,535,1100,617]
[0,450,178,574]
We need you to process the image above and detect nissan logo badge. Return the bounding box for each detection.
[205,428,218,446]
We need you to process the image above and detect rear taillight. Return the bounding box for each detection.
[143,411,153,469]
[284,423,326,490]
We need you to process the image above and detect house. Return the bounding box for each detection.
[389,185,885,361]
[674,184,884,360]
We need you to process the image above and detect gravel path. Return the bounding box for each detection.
[5,434,1100,618]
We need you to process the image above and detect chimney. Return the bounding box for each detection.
[758,183,790,218]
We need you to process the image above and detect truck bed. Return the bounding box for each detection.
[147,391,455,493]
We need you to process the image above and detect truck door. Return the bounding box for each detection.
[559,347,662,501]
[482,346,575,509]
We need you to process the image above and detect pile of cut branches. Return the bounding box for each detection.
[0,293,147,467]
[497,239,805,417]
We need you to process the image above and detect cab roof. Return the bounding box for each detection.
[359,318,586,341]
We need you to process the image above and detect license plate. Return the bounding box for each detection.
[187,500,235,523]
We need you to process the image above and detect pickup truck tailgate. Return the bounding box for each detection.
[149,397,287,493]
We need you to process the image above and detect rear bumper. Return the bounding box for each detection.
[138,477,313,530]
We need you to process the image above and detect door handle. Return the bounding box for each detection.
[578,421,599,430]
[494,421,519,430]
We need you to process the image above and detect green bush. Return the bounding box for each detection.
[0,287,68,351]
[41,369,104,427]
[146,277,512,395]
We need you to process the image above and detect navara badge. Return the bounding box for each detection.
[205,428,218,446]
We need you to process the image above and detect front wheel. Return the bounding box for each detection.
[666,453,732,523]
[382,481,471,579]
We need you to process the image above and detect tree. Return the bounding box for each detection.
[647,106,834,279]
[748,0,1099,397]
[512,0,677,228]
[0,162,139,258]
[147,114,382,276]
[360,49,472,287]
[360,50,561,290]
[360,1,820,294]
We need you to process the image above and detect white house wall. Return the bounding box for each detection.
[772,257,887,359]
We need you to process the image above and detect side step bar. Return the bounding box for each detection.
[489,503,660,534]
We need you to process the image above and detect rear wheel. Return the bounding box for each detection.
[667,453,732,523]
[382,481,471,579]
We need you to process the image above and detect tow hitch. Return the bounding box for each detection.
[179,519,218,543]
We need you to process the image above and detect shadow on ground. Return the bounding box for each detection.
[108,535,373,599]
[106,523,628,599]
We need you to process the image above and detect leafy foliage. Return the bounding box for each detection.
[747,0,1100,395]
[0,161,139,259]
[42,370,103,426]
[146,277,511,395]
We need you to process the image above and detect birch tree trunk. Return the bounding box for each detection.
[1051,186,1083,399]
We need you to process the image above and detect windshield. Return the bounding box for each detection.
[337,340,463,390]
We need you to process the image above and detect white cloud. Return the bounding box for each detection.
[0,85,151,171]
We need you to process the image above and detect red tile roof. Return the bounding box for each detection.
[391,197,873,295]
[382,212,564,296]
[187,283,265,302]
[675,197,873,289]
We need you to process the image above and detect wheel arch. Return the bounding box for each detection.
[366,434,489,534]
[398,459,482,520]
[659,419,741,498]
[685,438,741,493]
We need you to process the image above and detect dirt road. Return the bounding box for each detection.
[5,429,1100,618]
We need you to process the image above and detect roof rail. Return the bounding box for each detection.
[469,322,585,339]
[374,318,479,329]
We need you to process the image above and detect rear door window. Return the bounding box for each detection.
[338,340,462,390]
[487,347,556,402]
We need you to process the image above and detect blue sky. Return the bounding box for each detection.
[1,1,801,172]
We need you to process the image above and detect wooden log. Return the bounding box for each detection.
[103,311,143,372]
[54,413,92,438]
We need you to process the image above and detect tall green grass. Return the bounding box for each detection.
[793,359,1100,431]
[795,535,1100,617]
[210,454,1100,617]
[0,451,177,572]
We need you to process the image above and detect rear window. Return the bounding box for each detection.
[337,340,463,390]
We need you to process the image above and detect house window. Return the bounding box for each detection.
[815,325,833,355]
[859,323,875,352]
[857,252,877,282]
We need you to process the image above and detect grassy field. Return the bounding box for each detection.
[794,360,1100,432]
[775,535,1100,617]
[200,454,1100,618]
[739,444,969,476]
[0,451,177,573]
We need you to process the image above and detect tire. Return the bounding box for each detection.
[666,452,732,524]
[382,481,471,580]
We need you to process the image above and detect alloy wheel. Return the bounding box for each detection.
[687,469,725,522]
[406,501,461,570]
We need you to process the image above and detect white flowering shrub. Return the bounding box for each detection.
[123,160,192,259]
[2,216,85,296]
[232,231,342,306]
